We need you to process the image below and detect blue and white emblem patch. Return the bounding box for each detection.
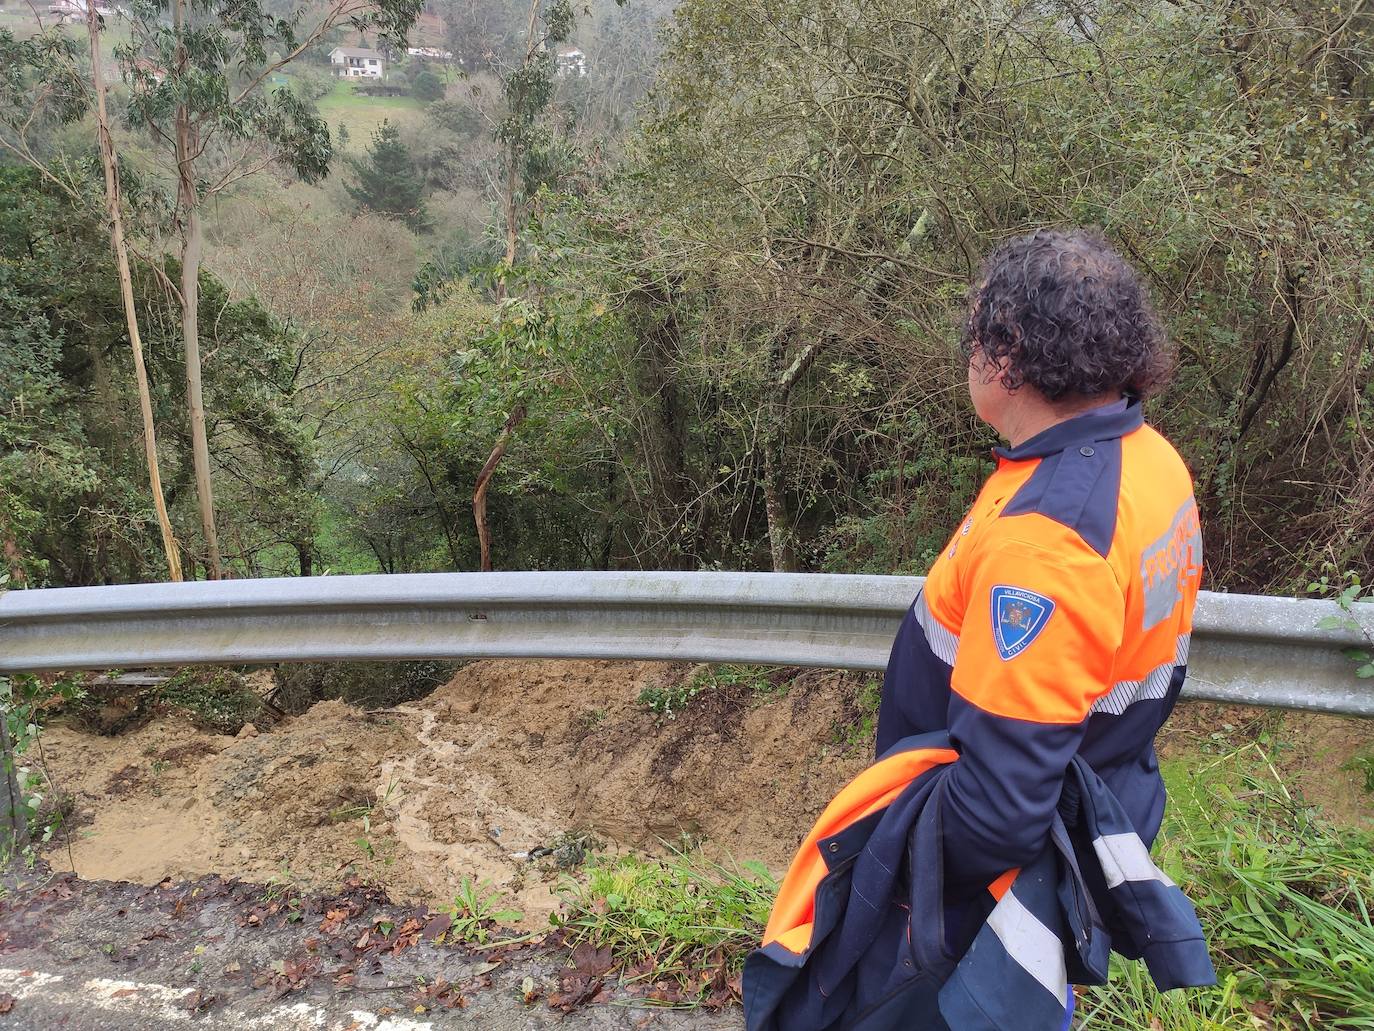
[990,585,1056,661]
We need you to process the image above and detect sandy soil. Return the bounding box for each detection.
[37,661,870,928]
[37,665,1372,933]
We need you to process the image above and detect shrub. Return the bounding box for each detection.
[555,849,776,994]
[158,667,265,734]
[272,660,456,713]
[412,69,445,103]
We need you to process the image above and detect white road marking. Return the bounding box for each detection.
[0,968,436,1030]
[82,976,195,1022]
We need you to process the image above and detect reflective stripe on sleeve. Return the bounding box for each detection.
[915,591,961,667]
[984,889,1069,1001]
[1090,634,1190,716]
[1092,832,1177,889]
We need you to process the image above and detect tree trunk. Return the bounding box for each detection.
[473,404,526,572]
[174,0,221,579]
[297,539,313,577]
[761,429,797,573]
[633,284,689,565]
[498,0,544,282]
[179,163,220,578]
[393,425,463,569]
[761,334,798,573]
[2,520,24,589]
[87,4,183,582]
[502,140,519,270]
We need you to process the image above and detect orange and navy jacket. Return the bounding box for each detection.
[742,732,1214,1030]
[877,398,1203,896]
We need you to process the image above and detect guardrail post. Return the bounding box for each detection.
[1,704,29,853]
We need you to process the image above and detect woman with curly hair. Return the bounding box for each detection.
[878,228,1206,1019]
[744,230,1214,1030]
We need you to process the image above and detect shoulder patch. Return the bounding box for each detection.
[990,585,1056,660]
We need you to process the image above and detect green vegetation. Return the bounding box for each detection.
[334,777,399,863]
[1307,569,1374,681]
[412,70,445,104]
[836,675,884,752]
[545,744,1374,1026]
[443,876,525,945]
[346,119,431,231]
[555,850,776,991]
[1345,753,1374,797]
[158,668,265,735]
[272,660,455,713]
[1,671,86,852]
[1079,748,1374,1028]
[315,79,424,139]
[0,165,320,584]
[637,664,785,719]
[2,1,1366,592]
[3,3,1373,1016]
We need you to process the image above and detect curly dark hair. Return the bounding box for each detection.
[960,228,1173,401]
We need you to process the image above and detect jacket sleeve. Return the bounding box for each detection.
[941,518,1126,892]
[874,603,924,757]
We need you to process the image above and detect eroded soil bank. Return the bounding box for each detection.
[37,660,874,925]
[35,660,1374,925]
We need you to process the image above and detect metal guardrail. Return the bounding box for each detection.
[1,572,1372,716]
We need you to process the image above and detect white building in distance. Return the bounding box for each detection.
[330,46,384,79]
[49,0,116,20]
[407,46,454,61]
[554,44,587,77]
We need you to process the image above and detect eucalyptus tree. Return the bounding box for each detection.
[117,0,423,577]
[0,20,183,580]
[466,0,587,569]
[495,0,577,269]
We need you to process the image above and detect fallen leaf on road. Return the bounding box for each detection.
[570,943,614,977]
[547,973,604,1013]
[181,988,216,1013]
[0,993,14,1014]
[421,914,451,940]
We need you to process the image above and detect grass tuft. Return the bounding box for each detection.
[637,664,786,720]
[554,849,776,992]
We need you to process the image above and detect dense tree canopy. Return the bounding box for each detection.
[410,0,1372,589]
[0,168,312,584]
[1,0,1370,594]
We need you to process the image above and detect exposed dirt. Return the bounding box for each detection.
[38,661,870,928]
[1158,700,1374,830]
[38,667,1372,938]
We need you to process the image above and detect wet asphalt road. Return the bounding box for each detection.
[0,865,742,1031]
